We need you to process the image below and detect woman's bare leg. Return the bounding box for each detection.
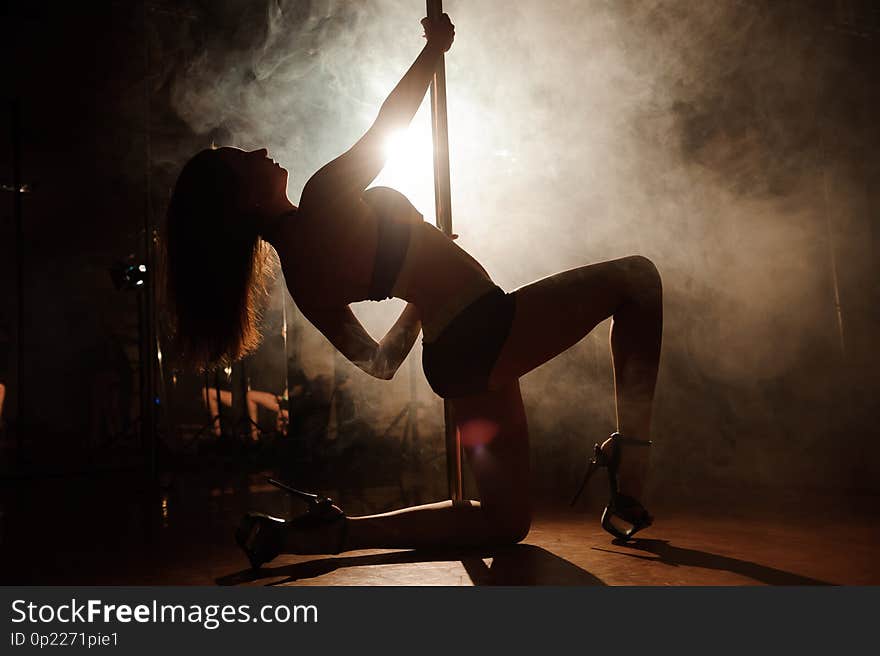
[488,255,663,498]
[246,390,281,439]
[247,390,281,414]
[284,381,531,552]
[202,387,232,436]
[275,255,661,554]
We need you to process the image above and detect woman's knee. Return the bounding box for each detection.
[621,255,661,287]
[484,503,531,545]
[498,513,532,545]
[617,255,662,305]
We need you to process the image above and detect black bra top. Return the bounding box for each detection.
[362,187,416,301]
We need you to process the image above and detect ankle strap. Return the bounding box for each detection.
[611,431,652,447]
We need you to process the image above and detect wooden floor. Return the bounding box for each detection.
[216,510,875,586]
[2,473,875,585]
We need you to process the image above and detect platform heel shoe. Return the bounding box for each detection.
[570,432,653,540]
[235,478,347,569]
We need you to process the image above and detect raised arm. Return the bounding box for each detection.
[302,14,455,205]
[304,302,422,380]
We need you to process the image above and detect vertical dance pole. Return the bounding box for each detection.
[426,0,462,502]
[11,99,25,463]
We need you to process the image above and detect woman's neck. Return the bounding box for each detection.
[260,203,298,247]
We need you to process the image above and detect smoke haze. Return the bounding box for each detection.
[154,0,878,498]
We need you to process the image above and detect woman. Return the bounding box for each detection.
[164,13,662,566]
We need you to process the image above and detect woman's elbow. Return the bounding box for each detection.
[372,362,397,381]
[366,352,396,380]
[351,361,388,381]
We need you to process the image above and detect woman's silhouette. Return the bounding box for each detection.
[164,13,662,566]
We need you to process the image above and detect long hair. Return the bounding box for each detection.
[162,148,272,369]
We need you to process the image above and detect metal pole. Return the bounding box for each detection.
[280,283,289,433]
[143,6,159,485]
[426,0,462,501]
[822,166,846,358]
[11,99,24,462]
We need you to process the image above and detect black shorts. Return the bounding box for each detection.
[421,286,516,399]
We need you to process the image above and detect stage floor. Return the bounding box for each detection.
[213,510,876,586]
[2,472,876,585]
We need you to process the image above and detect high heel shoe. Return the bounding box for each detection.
[235,478,347,569]
[570,432,653,540]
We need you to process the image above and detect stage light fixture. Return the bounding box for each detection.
[110,259,148,292]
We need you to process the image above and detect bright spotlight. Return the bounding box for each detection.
[372,105,435,215]
[383,130,417,162]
